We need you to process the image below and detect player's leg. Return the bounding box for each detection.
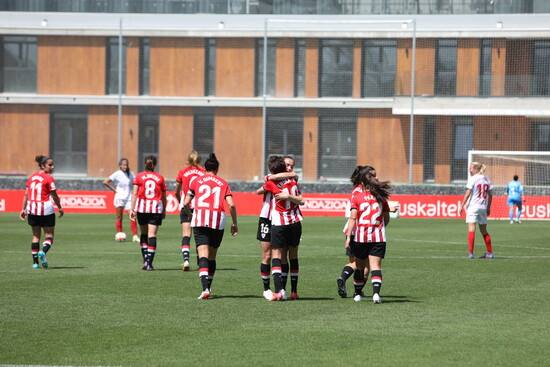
[30,225,41,269]
[115,206,124,238]
[207,245,218,291]
[180,209,192,271]
[288,222,302,300]
[478,223,494,258]
[146,223,159,270]
[196,240,210,299]
[516,201,523,223]
[38,214,56,268]
[467,221,477,258]
[281,248,289,293]
[369,255,383,304]
[260,241,272,298]
[270,247,284,300]
[352,257,367,302]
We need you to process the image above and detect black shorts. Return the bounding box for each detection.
[27,214,55,227]
[137,213,163,226]
[180,208,193,223]
[256,217,272,242]
[271,222,302,249]
[351,241,386,260]
[194,227,224,249]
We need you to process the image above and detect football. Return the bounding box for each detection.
[115,232,127,241]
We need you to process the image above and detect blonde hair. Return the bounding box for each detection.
[187,150,201,166]
[471,162,486,175]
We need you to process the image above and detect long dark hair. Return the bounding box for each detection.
[359,166,391,203]
[204,153,219,173]
[119,158,130,176]
[268,156,286,174]
[144,155,157,171]
[350,165,364,186]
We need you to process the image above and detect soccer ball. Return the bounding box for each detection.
[115,232,127,241]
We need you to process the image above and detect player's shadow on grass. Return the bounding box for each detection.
[378,295,419,303]
[154,267,239,272]
[47,266,87,270]
[213,294,262,299]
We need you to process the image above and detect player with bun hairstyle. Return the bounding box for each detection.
[20,155,64,269]
[103,158,138,242]
[130,155,167,271]
[459,162,494,259]
[344,166,391,303]
[175,150,205,271]
[183,153,238,300]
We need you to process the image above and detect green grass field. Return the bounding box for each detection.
[1,213,549,367]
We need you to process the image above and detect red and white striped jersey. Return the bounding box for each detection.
[25,171,56,216]
[176,165,205,209]
[350,189,389,243]
[133,171,167,213]
[466,174,492,211]
[263,179,303,226]
[189,173,232,230]
[259,191,274,219]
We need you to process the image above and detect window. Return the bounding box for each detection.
[319,39,353,97]
[1,36,37,93]
[50,109,88,174]
[318,110,357,179]
[530,122,550,184]
[255,39,276,96]
[435,39,457,96]
[362,39,396,97]
[532,40,550,96]
[265,109,304,174]
[451,117,473,181]
[106,37,127,95]
[138,110,159,171]
[205,38,216,96]
[479,39,492,96]
[193,109,215,160]
[423,117,436,182]
[294,39,307,97]
[139,38,150,95]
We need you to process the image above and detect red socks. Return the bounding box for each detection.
[483,233,493,253]
[116,218,123,232]
[468,231,475,254]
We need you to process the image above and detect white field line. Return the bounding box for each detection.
[0,365,121,367]
[392,237,550,251]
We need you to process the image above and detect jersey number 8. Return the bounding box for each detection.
[144,180,156,199]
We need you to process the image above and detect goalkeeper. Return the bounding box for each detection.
[506,175,524,224]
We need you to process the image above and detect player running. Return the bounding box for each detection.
[175,150,205,271]
[459,162,494,259]
[103,158,138,242]
[183,153,238,300]
[263,156,304,301]
[129,155,167,271]
[344,165,391,303]
[506,175,524,224]
[20,155,64,269]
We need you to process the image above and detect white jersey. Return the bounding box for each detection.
[466,174,492,211]
[109,170,134,199]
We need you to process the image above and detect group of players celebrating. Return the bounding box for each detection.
[20,151,497,303]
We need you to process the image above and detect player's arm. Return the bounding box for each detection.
[103,178,116,193]
[459,189,472,216]
[19,190,28,220]
[50,190,64,218]
[225,195,238,237]
[175,181,182,202]
[256,187,265,195]
[266,172,297,181]
[382,200,390,226]
[161,190,167,219]
[129,185,138,221]
[487,189,493,216]
[344,209,357,249]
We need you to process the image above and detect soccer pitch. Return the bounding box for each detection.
[1,214,549,367]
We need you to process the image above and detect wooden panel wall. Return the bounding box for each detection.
[38,36,106,95]
[216,38,255,97]
[87,106,139,177]
[126,37,140,96]
[214,108,262,180]
[506,40,533,96]
[150,38,205,96]
[491,39,507,96]
[305,39,319,98]
[159,107,194,179]
[0,105,49,175]
[435,116,453,184]
[456,39,480,96]
[352,39,362,98]
[396,39,436,96]
[276,38,295,97]
[302,109,318,180]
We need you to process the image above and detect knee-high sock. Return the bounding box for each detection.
[509,207,515,222]
[483,233,493,253]
[468,231,475,254]
[42,238,53,253]
[181,236,191,262]
[140,234,148,261]
[31,242,40,264]
[371,270,382,295]
[290,258,299,293]
[198,257,210,291]
[147,237,157,265]
[517,208,522,221]
[353,268,365,295]
[281,262,289,290]
[341,265,354,282]
[271,258,283,293]
[260,263,271,291]
[116,218,123,233]
[208,259,216,289]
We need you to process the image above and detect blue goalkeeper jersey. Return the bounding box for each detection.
[507,180,523,201]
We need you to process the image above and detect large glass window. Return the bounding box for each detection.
[50,110,88,174]
[205,39,216,96]
[193,109,215,160]
[479,39,492,96]
[139,38,150,95]
[294,39,307,97]
[532,40,550,96]
[435,39,457,96]
[1,36,37,93]
[319,39,353,97]
[138,110,159,171]
[106,37,127,95]
[423,117,436,182]
[451,117,473,181]
[255,39,276,96]
[265,109,304,174]
[530,122,550,184]
[362,39,396,97]
[318,110,357,179]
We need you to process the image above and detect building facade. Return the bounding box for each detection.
[1,11,549,184]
